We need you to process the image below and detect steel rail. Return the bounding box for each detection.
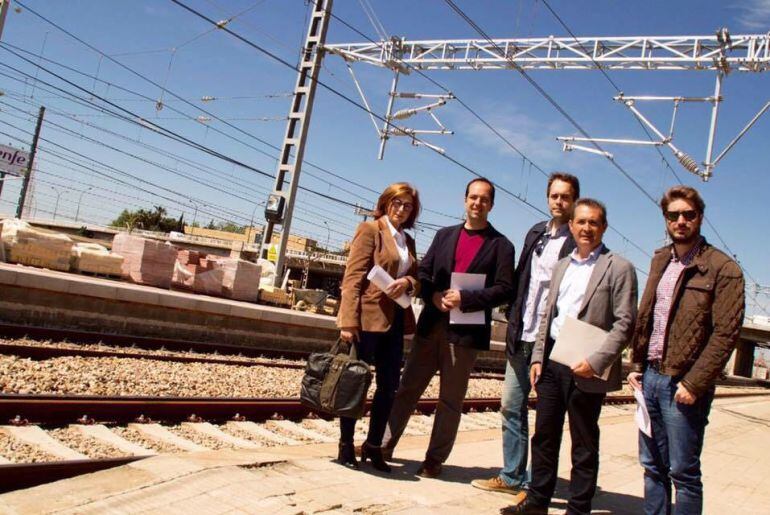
[0,394,504,425]
[0,323,311,361]
[0,342,305,370]
[3,391,769,427]
[0,324,507,377]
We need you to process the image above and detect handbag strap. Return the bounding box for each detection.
[330,337,358,360]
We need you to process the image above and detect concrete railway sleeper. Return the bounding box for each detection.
[0,391,769,494]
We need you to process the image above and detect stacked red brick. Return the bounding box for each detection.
[220,258,261,302]
[112,233,177,288]
[172,251,261,302]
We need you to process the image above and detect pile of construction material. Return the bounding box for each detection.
[173,249,261,302]
[112,233,177,289]
[1,219,74,272]
[71,242,124,277]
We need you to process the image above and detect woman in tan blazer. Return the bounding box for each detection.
[336,182,421,472]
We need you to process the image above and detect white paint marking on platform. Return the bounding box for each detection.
[302,418,340,438]
[464,412,501,428]
[226,421,300,446]
[402,420,427,436]
[403,414,434,436]
[181,422,262,449]
[128,423,208,452]
[0,425,87,460]
[267,420,335,443]
[70,424,156,456]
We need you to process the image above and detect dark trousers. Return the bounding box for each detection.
[382,321,478,464]
[530,361,605,515]
[339,309,404,446]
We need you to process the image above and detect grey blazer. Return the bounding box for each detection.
[532,246,638,393]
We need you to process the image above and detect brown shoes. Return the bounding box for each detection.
[471,476,525,495]
[416,458,442,478]
[499,496,546,514]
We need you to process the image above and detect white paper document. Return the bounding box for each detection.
[449,272,486,325]
[550,316,611,380]
[366,265,411,309]
[634,387,652,437]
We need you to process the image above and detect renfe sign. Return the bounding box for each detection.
[0,144,30,177]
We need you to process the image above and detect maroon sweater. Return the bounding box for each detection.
[454,227,485,273]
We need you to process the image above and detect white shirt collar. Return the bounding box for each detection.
[569,243,604,264]
[384,216,404,242]
[547,220,570,238]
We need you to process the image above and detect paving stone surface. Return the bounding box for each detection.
[0,397,768,514]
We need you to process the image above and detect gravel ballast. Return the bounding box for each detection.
[0,354,504,398]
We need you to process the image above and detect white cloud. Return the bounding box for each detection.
[451,102,568,168]
[732,0,770,30]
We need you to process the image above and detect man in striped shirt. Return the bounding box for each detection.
[628,185,745,515]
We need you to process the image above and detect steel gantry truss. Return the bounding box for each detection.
[324,31,770,180]
[324,33,770,72]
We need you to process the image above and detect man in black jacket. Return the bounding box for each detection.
[472,173,579,496]
[381,177,515,478]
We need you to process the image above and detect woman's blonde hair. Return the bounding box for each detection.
[373,182,421,229]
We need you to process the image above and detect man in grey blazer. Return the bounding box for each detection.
[506,198,638,515]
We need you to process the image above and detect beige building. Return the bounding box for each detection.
[184,225,316,252]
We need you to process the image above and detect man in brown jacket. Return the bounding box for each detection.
[628,185,745,515]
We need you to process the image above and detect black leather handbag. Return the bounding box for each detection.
[300,339,372,419]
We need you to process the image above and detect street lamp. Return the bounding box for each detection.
[75,187,92,222]
[50,186,67,220]
[323,221,330,253]
[241,202,265,253]
[188,199,199,231]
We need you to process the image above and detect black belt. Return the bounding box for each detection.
[647,359,663,371]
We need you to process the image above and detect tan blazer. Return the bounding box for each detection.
[337,217,420,334]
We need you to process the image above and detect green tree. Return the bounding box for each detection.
[110,206,184,232]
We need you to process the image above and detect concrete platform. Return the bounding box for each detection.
[2,396,769,514]
[0,262,507,367]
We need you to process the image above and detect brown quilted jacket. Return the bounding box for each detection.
[631,241,745,397]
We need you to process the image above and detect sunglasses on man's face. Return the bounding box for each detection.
[665,210,698,222]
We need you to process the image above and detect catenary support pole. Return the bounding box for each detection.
[16,106,45,219]
[260,0,333,286]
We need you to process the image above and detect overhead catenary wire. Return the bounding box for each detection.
[442,0,658,206]
[0,37,455,222]
[0,98,361,232]
[309,1,652,264]
[8,2,446,217]
[0,49,445,231]
[0,49,381,219]
[167,1,554,219]
[167,0,652,274]
[0,42,379,209]
[539,0,768,315]
[0,116,358,244]
[319,1,549,179]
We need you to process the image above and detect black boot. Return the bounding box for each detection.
[361,441,391,473]
[337,442,359,469]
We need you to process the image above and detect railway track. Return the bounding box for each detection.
[0,332,505,380]
[1,390,768,494]
[0,394,503,425]
[0,323,310,361]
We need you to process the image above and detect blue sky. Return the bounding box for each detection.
[0,0,767,316]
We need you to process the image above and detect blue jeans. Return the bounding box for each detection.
[639,368,715,515]
[499,340,533,487]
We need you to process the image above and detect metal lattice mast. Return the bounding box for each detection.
[324,34,770,72]
[261,0,333,284]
